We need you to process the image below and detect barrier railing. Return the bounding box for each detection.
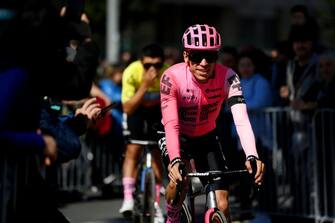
[247,107,335,222]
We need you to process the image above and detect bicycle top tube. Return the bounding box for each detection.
[128,139,158,146]
[187,169,248,178]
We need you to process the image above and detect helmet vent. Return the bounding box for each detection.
[194,37,199,46]
[202,34,207,46]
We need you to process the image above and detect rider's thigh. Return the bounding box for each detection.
[125,144,143,160]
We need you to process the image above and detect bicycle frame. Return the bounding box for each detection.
[181,169,249,223]
[130,139,158,223]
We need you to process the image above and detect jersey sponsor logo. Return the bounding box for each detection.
[228,74,242,91]
[182,95,197,100]
[179,106,197,122]
[200,101,219,121]
[161,74,172,95]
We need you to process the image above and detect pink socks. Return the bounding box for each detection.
[122,177,135,201]
[155,184,161,204]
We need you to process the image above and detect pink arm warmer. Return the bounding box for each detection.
[231,103,259,158]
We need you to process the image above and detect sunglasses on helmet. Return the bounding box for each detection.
[143,62,164,70]
[188,51,218,63]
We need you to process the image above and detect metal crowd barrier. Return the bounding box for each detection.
[247,107,335,222]
[57,133,122,195]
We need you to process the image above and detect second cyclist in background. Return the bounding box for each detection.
[119,43,168,223]
[159,24,265,223]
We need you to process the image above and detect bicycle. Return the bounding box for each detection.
[171,159,258,223]
[130,139,160,223]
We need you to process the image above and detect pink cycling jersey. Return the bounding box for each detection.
[160,62,258,161]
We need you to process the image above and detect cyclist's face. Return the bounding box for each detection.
[141,56,163,71]
[184,50,217,83]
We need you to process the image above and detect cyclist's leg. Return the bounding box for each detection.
[120,111,144,214]
[152,148,163,203]
[120,143,142,213]
[165,159,191,223]
[190,131,231,221]
[215,189,231,222]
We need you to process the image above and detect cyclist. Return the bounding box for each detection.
[159,24,265,223]
[119,43,167,223]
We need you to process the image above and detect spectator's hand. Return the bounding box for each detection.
[279,85,289,98]
[75,97,102,120]
[142,66,159,88]
[245,158,265,186]
[42,134,58,166]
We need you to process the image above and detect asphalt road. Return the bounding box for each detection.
[59,194,270,223]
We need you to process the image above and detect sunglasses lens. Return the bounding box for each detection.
[189,51,218,63]
[154,62,163,69]
[143,63,151,70]
[143,62,163,70]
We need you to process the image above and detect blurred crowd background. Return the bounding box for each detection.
[0,0,334,223]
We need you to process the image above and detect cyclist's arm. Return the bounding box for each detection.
[160,72,181,161]
[123,83,149,115]
[121,64,148,115]
[225,70,258,158]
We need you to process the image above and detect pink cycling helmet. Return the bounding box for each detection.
[182,24,221,51]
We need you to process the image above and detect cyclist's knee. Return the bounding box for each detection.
[215,190,229,211]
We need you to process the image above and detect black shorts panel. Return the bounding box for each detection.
[123,105,161,142]
[181,130,230,190]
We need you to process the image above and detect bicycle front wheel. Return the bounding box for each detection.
[142,168,156,223]
[205,208,228,223]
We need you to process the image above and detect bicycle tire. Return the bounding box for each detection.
[205,208,228,223]
[142,168,156,223]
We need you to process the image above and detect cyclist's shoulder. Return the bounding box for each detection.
[162,62,187,80]
[165,62,186,73]
[123,60,143,77]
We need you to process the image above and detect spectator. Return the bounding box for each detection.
[99,63,125,168]
[0,0,100,222]
[271,41,291,106]
[218,46,238,70]
[280,24,320,111]
[316,52,335,108]
[235,50,273,214]
[281,22,320,214]
[291,51,335,110]
[288,4,321,57]
[164,46,182,66]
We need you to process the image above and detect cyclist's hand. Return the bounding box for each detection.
[142,66,159,88]
[168,162,183,185]
[245,157,265,186]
